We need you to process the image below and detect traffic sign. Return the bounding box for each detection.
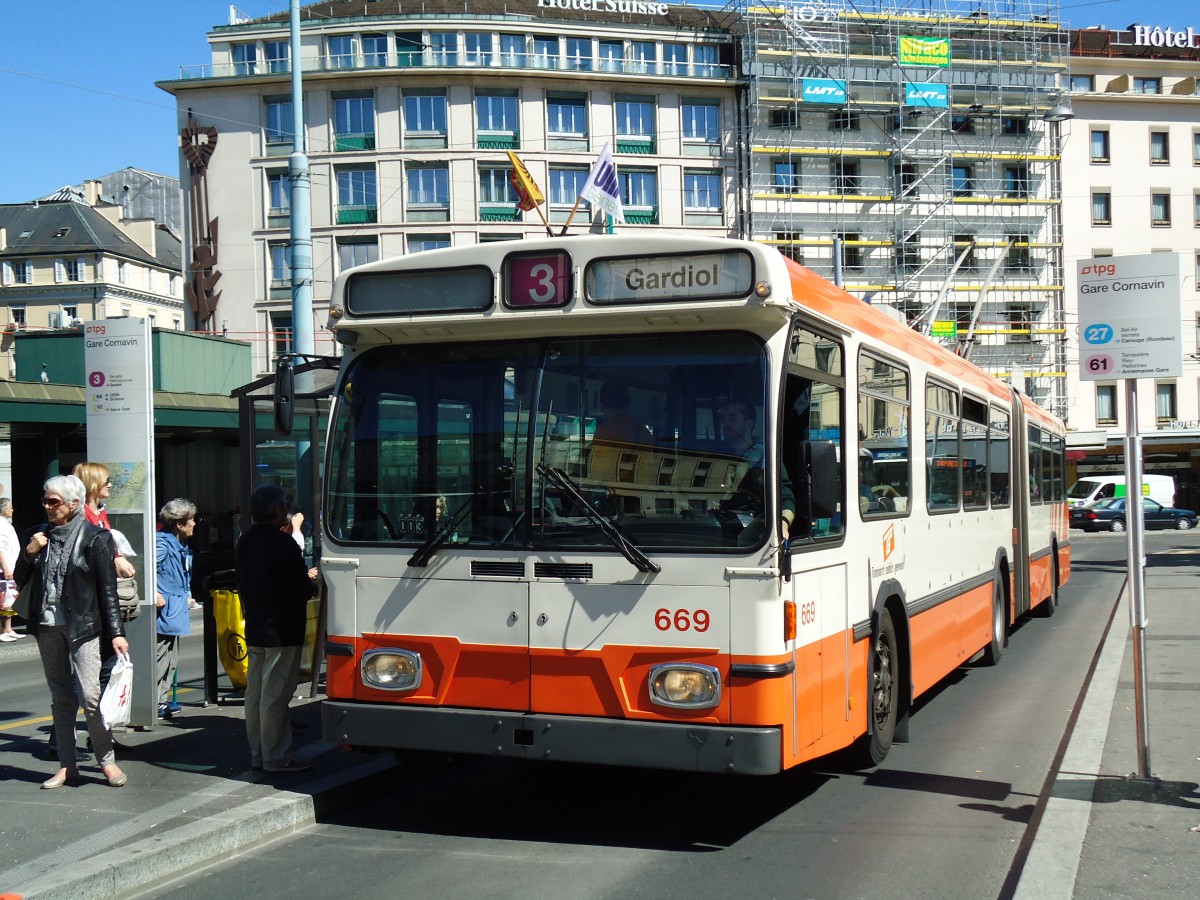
[1076,253,1181,381]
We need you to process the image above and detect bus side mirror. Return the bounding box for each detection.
[274,357,295,437]
[797,440,839,520]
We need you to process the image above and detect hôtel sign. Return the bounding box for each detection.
[1131,25,1200,48]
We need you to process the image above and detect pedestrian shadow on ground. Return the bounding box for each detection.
[1072,773,1200,809]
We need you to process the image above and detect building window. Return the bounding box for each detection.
[10,305,26,328]
[476,91,519,148]
[1095,384,1117,425]
[629,41,656,74]
[832,158,860,195]
[362,34,387,67]
[264,41,289,74]
[464,33,494,66]
[949,114,974,134]
[598,40,623,73]
[268,171,291,217]
[1003,165,1028,198]
[775,231,804,263]
[694,44,718,76]
[565,37,591,71]
[269,243,291,288]
[117,261,127,285]
[1089,129,1109,163]
[232,42,256,76]
[952,164,973,195]
[769,107,801,129]
[1092,191,1112,225]
[328,35,357,69]
[683,171,721,211]
[773,157,801,191]
[663,42,687,75]
[953,234,976,271]
[896,162,918,196]
[681,100,720,144]
[838,233,863,270]
[409,235,451,253]
[265,97,293,146]
[337,238,379,271]
[1001,117,1028,135]
[336,167,378,224]
[1194,192,1200,227]
[1194,132,1200,165]
[67,258,84,282]
[1069,74,1094,92]
[270,311,293,361]
[428,32,458,66]
[615,97,655,153]
[1155,383,1176,422]
[1005,235,1031,272]
[333,92,375,151]
[1150,131,1169,164]
[1151,192,1171,226]
[498,34,525,67]
[531,36,558,69]
[547,94,587,137]
[830,109,860,131]
[619,169,658,212]
[54,259,66,283]
[404,90,447,134]
[895,237,921,272]
[549,167,589,206]
[407,165,449,208]
[1133,77,1161,94]
[479,166,518,217]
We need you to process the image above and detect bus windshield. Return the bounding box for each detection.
[325,332,770,552]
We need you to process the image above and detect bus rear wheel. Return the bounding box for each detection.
[853,608,898,768]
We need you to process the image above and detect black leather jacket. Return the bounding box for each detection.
[14,518,124,651]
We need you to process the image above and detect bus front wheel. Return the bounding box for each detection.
[855,608,899,768]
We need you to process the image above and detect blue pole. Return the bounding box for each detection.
[289,0,314,522]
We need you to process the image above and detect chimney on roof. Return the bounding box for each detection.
[0,226,6,252]
[83,180,103,207]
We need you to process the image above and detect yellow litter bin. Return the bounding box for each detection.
[209,586,249,690]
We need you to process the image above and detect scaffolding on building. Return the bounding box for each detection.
[739,0,1070,416]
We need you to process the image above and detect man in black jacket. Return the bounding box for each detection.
[235,484,318,773]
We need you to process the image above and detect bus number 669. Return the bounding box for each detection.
[655,608,710,632]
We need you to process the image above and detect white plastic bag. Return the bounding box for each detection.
[0,580,15,611]
[100,653,133,730]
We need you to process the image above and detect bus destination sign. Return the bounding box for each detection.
[585,250,754,305]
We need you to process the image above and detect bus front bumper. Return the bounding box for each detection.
[322,701,782,775]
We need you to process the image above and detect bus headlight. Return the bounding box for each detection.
[361,649,422,691]
[648,663,721,709]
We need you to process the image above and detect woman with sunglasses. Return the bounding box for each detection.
[13,474,128,789]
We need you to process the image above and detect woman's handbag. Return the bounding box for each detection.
[116,576,140,621]
[100,653,133,729]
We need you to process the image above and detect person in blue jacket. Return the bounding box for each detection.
[155,498,196,718]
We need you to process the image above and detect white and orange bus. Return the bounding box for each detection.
[318,234,1069,774]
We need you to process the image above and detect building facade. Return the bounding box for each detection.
[157,0,740,375]
[0,187,186,381]
[1060,24,1200,511]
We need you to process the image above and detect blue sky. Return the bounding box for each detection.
[0,0,1194,205]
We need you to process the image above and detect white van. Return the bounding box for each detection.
[1067,474,1175,509]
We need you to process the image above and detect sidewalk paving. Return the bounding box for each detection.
[1,545,1198,898]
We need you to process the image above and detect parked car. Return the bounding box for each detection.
[1070,497,1198,533]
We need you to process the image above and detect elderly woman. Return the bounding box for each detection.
[155,498,195,719]
[14,475,128,788]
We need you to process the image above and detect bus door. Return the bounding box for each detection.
[785,560,848,753]
[1009,389,1033,616]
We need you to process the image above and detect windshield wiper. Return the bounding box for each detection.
[408,493,475,568]
[536,464,660,574]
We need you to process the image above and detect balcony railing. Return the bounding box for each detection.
[336,204,378,225]
[176,52,732,81]
[334,132,376,152]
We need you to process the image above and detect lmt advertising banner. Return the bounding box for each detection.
[905,82,949,108]
[801,78,847,104]
[84,317,158,727]
[899,36,950,67]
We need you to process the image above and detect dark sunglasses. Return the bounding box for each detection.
[42,497,64,508]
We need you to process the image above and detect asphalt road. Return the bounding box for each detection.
[121,531,1186,899]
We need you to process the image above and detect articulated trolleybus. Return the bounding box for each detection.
[319,234,1069,775]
